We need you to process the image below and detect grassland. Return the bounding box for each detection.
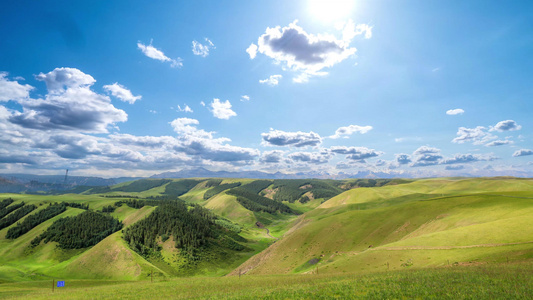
[0,177,532,298]
[0,263,530,299]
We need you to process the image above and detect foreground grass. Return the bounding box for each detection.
[0,263,531,299]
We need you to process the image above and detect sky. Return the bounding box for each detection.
[0,0,533,178]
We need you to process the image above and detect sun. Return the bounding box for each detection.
[308,0,354,23]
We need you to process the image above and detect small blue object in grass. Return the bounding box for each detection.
[57,281,65,287]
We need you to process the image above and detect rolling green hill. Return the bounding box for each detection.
[0,176,532,288]
[229,177,533,276]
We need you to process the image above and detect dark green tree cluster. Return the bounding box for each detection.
[203,182,241,200]
[101,205,116,213]
[240,180,272,194]
[64,202,89,210]
[115,198,172,209]
[271,180,342,203]
[204,179,222,188]
[163,179,202,197]
[114,179,172,193]
[0,202,25,219]
[102,195,139,198]
[31,211,123,249]
[0,198,14,210]
[123,201,216,256]
[0,204,36,230]
[299,195,310,204]
[226,188,296,214]
[6,203,67,239]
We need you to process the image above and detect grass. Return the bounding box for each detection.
[0,263,531,299]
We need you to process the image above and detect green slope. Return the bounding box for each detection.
[230,178,533,275]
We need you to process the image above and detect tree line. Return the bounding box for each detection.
[226,188,297,214]
[31,210,122,249]
[0,204,36,230]
[6,202,67,239]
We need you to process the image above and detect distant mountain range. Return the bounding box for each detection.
[0,174,143,193]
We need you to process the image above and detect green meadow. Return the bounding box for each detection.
[0,177,532,298]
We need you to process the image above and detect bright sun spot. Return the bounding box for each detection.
[308,0,354,23]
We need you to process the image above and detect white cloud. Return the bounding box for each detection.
[329,146,382,160]
[240,95,250,102]
[330,124,372,139]
[192,38,215,57]
[262,129,322,148]
[260,150,285,163]
[35,67,95,92]
[452,126,496,145]
[259,75,282,86]
[200,101,206,107]
[395,154,412,165]
[176,104,193,113]
[246,43,258,59]
[170,118,213,139]
[411,146,443,167]
[339,20,373,41]
[490,120,521,132]
[9,68,127,133]
[446,108,464,115]
[251,19,366,80]
[513,149,533,157]
[210,98,237,120]
[441,153,497,165]
[103,83,141,104]
[288,151,330,164]
[0,73,33,101]
[137,41,183,68]
[485,140,513,147]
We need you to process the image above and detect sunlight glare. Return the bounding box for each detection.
[308,0,354,23]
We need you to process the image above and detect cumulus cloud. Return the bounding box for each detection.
[9,68,127,133]
[170,117,213,139]
[249,19,368,80]
[137,41,182,68]
[259,75,282,86]
[260,150,285,163]
[446,108,464,115]
[288,151,330,164]
[246,43,258,59]
[330,146,382,160]
[210,99,237,120]
[192,38,215,57]
[35,67,95,92]
[395,154,412,165]
[485,140,513,147]
[441,153,497,165]
[513,149,533,157]
[490,120,521,132]
[330,124,372,139]
[103,83,141,104]
[452,126,496,145]
[0,73,33,101]
[261,129,322,147]
[240,95,250,102]
[411,146,443,167]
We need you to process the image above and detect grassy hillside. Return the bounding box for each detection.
[1,176,532,289]
[231,178,533,275]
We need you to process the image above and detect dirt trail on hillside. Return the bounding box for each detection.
[264,227,278,240]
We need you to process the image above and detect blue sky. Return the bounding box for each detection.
[0,0,532,178]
